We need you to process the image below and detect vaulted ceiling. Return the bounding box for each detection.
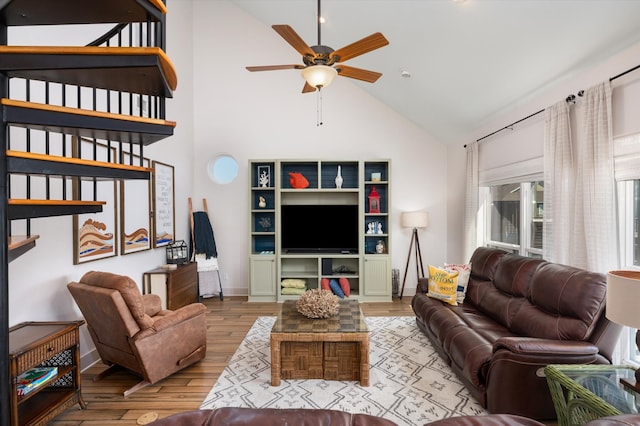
[230,0,640,143]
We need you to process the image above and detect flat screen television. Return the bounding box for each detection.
[281,204,359,254]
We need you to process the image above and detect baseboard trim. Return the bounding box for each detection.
[80,348,101,372]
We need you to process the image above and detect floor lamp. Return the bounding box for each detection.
[606,270,640,388]
[399,211,429,299]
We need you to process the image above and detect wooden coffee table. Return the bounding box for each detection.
[270,299,370,386]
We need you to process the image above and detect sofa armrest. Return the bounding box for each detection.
[487,337,602,417]
[494,337,599,357]
[416,277,429,293]
[150,303,206,332]
[142,294,162,317]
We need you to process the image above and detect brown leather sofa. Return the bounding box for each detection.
[148,407,545,425]
[67,271,207,396]
[412,247,622,420]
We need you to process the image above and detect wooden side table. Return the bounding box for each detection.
[142,263,199,310]
[9,321,86,426]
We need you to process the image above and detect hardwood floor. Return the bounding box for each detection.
[50,296,415,425]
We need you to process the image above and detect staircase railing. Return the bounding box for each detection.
[6,12,167,239]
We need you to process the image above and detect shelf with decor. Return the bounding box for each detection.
[279,256,318,299]
[320,255,360,298]
[249,159,391,302]
[249,161,276,255]
[248,161,277,302]
[363,161,390,256]
[362,161,391,298]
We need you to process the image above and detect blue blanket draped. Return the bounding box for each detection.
[191,211,217,259]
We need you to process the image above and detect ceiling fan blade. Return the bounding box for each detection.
[337,65,382,83]
[330,32,389,63]
[272,24,316,58]
[246,64,304,72]
[302,82,316,93]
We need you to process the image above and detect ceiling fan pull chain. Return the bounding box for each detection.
[317,88,323,126]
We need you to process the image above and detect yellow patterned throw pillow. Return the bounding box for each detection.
[427,265,459,306]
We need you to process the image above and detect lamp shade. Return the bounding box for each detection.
[400,211,429,229]
[301,65,338,89]
[606,270,640,329]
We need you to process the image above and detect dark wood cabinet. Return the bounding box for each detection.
[9,321,85,426]
[142,263,198,310]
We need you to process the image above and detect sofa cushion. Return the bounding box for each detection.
[444,326,493,390]
[471,255,544,329]
[468,247,507,281]
[510,263,607,340]
[149,407,399,425]
[428,414,545,425]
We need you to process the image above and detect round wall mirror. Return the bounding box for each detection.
[208,154,239,184]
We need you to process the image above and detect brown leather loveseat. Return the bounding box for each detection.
[412,247,622,420]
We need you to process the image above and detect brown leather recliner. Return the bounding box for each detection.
[67,271,207,396]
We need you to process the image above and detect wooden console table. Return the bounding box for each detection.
[142,263,199,310]
[9,321,86,426]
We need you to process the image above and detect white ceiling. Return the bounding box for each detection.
[229,0,640,143]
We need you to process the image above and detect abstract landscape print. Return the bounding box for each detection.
[120,152,152,255]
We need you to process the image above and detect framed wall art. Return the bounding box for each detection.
[72,137,118,264]
[120,152,152,255]
[152,160,175,248]
[257,165,271,187]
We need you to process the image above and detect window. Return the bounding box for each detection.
[483,181,544,257]
[619,179,640,365]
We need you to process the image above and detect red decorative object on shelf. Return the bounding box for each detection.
[368,186,381,213]
[289,172,309,189]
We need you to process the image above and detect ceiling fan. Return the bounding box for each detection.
[246,0,389,93]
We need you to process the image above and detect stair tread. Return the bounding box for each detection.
[9,199,106,206]
[0,45,177,96]
[2,99,176,127]
[8,235,40,250]
[2,99,175,145]
[0,0,166,26]
[7,150,153,173]
[8,199,106,220]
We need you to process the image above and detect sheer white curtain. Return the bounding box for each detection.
[464,142,479,261]
[543,82,618,272]
[573,82,618,272]
[543,100,573,264]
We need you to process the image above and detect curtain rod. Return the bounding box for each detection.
[463,62,640,148]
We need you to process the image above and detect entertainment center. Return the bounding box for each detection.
[249,160,391,302]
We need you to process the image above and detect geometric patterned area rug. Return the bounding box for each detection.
[201,316,487,425]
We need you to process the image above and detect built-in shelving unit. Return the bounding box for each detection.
[248,159,392,302]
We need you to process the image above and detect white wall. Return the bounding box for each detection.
[188,0,447,296]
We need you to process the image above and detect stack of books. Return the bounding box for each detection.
[16,366,58,397]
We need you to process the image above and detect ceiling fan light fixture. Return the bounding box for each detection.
[301,65,338,89]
